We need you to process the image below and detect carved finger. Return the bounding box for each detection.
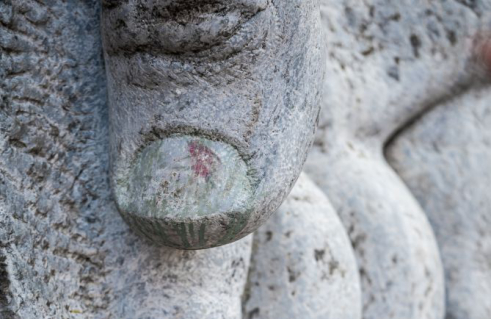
[101,0,324,249]
[306,148,445,319]
[243,173,362,319]
[387,87,491,319]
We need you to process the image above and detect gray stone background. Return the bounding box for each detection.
[1,0,490,319]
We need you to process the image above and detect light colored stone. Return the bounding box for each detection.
[0,1,251,318]
[243,173,362,319]
[304,0,491,318]
[101,0,325,249]
[306,147,445,319]
[105,235,253,319]
[4,0,490,317]
[386,86,491,319]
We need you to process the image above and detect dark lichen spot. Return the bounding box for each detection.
[389,13,401,21]
[359,267,373,285]
[369,6,375,17]
[314,249,325,262]
[287,266,297,282]
[248,307,260,319]
[361,47,375,56]
[410,34,422,58]
[351,233,367,249]
[0,253,16,319]
[117,256,125,265]
[115,19,127,29]
[345,7,356,26]
[387,65,400,81]
[102,0,126,9]
[454,0,478,12]
[359,267,367,278]
[329,260,340,275]
[446,29,457,46]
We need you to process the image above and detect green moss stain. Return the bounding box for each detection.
[174,223,191,248]
[216,211,250,246]
[199,223,206,247]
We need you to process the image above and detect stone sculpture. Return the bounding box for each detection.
[101,0,324,249]
[305,1,490,318]
[1,0,490,318]
[243,173,361,319]
[0,1,252,318]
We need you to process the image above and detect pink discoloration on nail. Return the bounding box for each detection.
[481,39,491,74]
[473,32,491,76]
[188,141,221,179]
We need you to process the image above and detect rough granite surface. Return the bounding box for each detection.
[0,1,251,318]
[2,0,491,318]
[306,1,491,318]
[243,173,362,319]
[387,86,491,319]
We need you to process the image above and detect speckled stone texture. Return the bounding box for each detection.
[106,236,252,319]
[386,86,491,319]
[0,1,251,318]
[304,0,491,318]
[101,0,325,249]
[243,173,362,319]
[306,148,445,319]
[3,0,491,318]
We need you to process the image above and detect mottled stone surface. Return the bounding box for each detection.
[102,0,325,249]
[107,235,252,319]
[243,173,362,319]
[304,0,491,318]
[387,86,491,319]
[0,1,251,318]
[306,147,445,319]
[3,0,491,318]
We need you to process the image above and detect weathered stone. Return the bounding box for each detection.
[105,235,253,319]
[243,173,362,319]
[0,1,251,317]
[304,0,491,317]
[306,147,445,319]
[4,0,490,317]
[101,0,325,249]
[386,86,491,319]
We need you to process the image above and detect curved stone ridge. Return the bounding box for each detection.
[103,0,269,54]
[386,87,491,319]
[115,135,253,219]
[243,173,362,319]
